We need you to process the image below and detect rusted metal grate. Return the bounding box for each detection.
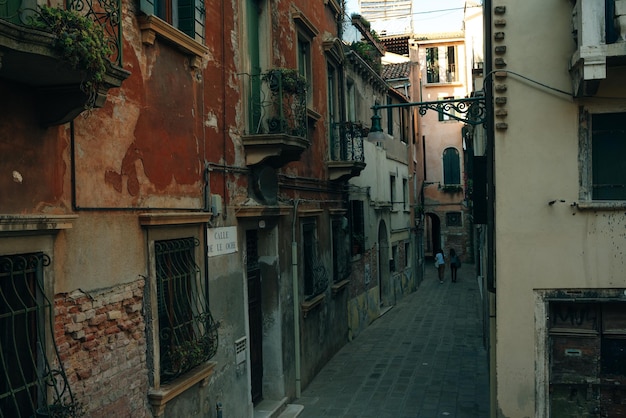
[0,253,76,418]
[155,238,218,383]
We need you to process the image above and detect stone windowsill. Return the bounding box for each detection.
[301,293,325,318]
[574,201,626,211]
[331,279,350,296]
[139,212,211,226]
[148,362,216,417]
[137,15,208,68]
[0,215,78,233]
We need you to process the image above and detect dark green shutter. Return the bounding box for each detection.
[139,0,155,16]
[592,113,626,200]
[177,0,195,38]
[443,148,460,185]
[247,0,261,133]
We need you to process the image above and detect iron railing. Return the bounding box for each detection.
[246,68,308,138]
[330,121,365,162]
[0,0,122,66]
[155,238,218,383]
[0,253,77,418]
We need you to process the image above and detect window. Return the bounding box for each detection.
[153,236,217,383]
[387,96,393,135]
[443,147,461,185]
[350,200,365,255]
[404,242,410,268]
[390,245,397,272]
[402,178,408,210]
[426,47,439,83]
[0,253,74,417]
[590,112,626,200]
[302,220,328,299]
[426,45,458,84]
[298,37,313,106]
[327,63,340,147]
[331,217,351,281]
[438,96,455,121]
[446,211,462,227]
[347,79,356,122]
[390,175,396,208]
[446,46,457,82]
[140,0,205,43]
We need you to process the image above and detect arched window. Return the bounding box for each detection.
[443,147,460,185]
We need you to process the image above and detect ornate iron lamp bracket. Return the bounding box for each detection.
[371,96,487,128]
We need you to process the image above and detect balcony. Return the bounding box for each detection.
[242,68,310,168]
[0,0,129,126]
[570,0,626,96]
[328,121,366,181]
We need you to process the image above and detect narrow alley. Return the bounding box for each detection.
[296,263,489,418]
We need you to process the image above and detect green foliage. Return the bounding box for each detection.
[32,6,112,108]
[350,41,382,74]
[440,185,463,193]
[262,68,308,95]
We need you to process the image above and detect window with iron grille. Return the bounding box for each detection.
[302,220,328,300]
[446,211,462,227]
[155,237,217,383]
[0,253,76,418]
[332,217,351,282]
[349,200,365,256]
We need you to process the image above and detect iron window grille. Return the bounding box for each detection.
[302,222,328,300]
[0,253,77,418]
[155,237,218,383]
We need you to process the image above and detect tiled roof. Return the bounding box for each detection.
[382,62,412,80]
[380,35,410,56]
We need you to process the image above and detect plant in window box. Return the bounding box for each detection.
[30,6,112,110]
[36,400,85,418]
[262,68,308,95]
[440,184,463,193]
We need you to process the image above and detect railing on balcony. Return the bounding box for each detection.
[247,68,308,138]
[0,0,122,66]
[330,121,366,163]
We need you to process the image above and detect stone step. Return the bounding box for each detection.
[253,398,288,418]
[276,404,304,418]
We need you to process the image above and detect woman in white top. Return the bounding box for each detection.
[434,249,445,283]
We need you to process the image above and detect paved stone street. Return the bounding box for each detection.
[296,262,489,418]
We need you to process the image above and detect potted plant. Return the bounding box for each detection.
[262,68,307,95]
[36,400,84,418]
[30,6,112,109]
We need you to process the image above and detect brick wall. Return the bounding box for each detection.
[54,278,150,417]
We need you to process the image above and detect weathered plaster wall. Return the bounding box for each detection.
[490,1,626,417]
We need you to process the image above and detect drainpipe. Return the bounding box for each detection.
[291,199,301,397]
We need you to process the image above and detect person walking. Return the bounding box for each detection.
[449,248,460,282]
[434,249,445,283]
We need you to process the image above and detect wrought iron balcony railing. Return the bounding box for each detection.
[330,121,366,163]
[247,68,308,138]
[0,0,122,66]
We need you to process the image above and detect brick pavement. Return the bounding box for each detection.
[296,262,489,418]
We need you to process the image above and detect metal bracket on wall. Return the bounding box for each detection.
[370,96,488,130]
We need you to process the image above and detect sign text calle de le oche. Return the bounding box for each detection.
[207,226,238,257]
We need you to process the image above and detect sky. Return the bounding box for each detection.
[345,0,468,38]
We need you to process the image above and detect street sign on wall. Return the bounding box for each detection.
[208,226,238,257]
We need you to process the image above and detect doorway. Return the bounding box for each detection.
[246,230,263,405]
[425,213,441,257]
[377,221,390,307]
